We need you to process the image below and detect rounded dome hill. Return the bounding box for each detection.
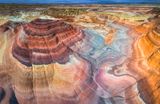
[12,18,84,66]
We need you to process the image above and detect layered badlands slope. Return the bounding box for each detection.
[137,19,160,70]
[12,19,84,66]
[135,18,160,103]
[0,19,95,104]
[11,19,95,104]
[0,16,159,104]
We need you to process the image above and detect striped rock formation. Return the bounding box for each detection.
[12,19,84,66]
[8,19,97,104]
[0,16,159,104]
[138,22,160,70]
[136,20,160,103]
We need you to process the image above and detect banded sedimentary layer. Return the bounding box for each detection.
[12,19,84,66]
[136,18,160,103]
[0,8,159,104]
[138,21,160,69]
[9,19,94,104]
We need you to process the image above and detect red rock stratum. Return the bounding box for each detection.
[12,19,84,66]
